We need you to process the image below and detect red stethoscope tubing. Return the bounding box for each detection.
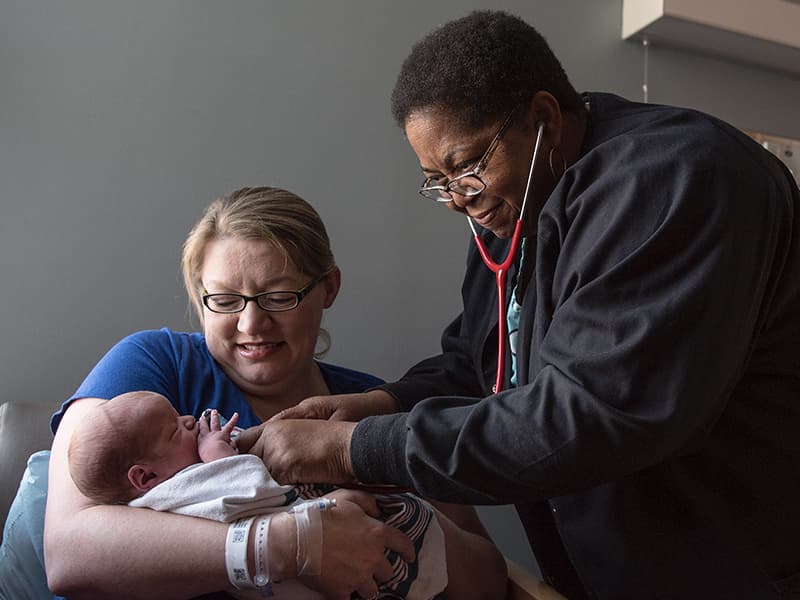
[470,219,524,393]
[467,122,545,393]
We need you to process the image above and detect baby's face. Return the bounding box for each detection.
[142,394,201,478]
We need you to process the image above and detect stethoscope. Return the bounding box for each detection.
[349,123,546,496]
[466,121,545,394]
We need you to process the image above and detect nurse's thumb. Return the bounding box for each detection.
[235,422,266,454]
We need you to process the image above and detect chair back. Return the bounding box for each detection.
[0,401,57,530]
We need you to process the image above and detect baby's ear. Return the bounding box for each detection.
[128,464,161,493]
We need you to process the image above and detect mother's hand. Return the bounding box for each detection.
[268,389,397,422]
[303,490,415,599]
[237,419,357,485]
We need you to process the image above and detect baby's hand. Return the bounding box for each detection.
[197,409,239,463]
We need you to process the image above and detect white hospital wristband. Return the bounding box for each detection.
[253,515,275,597]
[225,516,256,590]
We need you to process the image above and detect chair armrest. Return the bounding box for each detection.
[506,557,567,600]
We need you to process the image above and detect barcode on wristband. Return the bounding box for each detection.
[226,517,256,590]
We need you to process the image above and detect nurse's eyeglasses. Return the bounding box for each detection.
[418,106,517,202]
[201,272,329,314]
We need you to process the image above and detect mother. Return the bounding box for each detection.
[44,186,504,599]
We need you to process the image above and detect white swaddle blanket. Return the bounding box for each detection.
[130,454,295,521]
[130,454,447,599]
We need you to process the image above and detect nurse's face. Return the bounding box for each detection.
[405,107,548,239]
[199,237,338,402]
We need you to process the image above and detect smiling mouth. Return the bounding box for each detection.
[471,204,501,227]
[237,342,283,358]
[239,342,280,349]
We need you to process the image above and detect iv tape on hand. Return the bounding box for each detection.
[290,498,336,576]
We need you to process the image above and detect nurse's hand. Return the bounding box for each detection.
[237,419,358,485]
[268,389,397,422]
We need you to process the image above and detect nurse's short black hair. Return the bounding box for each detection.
[391,10,583,129]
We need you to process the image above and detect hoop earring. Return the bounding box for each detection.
[549,147,567,182]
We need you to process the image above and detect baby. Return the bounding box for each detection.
[67,391,446,599]
[68,390,241,504]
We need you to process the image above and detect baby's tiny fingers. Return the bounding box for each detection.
[198,414,210,433]
[221,412,239,434]
[207,409,223,431]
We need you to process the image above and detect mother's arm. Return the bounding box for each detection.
[239,421,508,599]
[46,398,413,599]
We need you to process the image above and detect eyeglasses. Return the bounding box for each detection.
[418,107,517,202]
[201,272,329,314]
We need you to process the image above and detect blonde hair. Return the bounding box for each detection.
[181,187,337,353]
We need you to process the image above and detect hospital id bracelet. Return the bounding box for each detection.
[253,515,275,597]
[225,516,257,591]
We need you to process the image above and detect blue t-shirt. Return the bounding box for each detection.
[52,328,384,433]
[31,328,383,600]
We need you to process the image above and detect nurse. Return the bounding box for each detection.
[239,10,800,600]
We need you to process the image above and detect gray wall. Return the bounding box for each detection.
[2,0,799,576]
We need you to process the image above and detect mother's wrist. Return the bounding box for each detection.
[225,512,298,594]
[265,512,298,581]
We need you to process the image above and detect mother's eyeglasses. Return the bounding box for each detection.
[201,272,329,314]
[418,106,518,202]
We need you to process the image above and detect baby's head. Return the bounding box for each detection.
[68,391,201,504]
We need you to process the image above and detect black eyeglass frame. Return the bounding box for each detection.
[201,271,330,314]
[418,106,519,202]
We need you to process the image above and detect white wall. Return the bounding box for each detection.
[2,0,799,575]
